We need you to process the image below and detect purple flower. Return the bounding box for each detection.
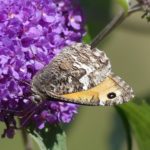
[33,102,78,129]
[137,0,150,21]
[0,0,84,138]
[138,0,150,6]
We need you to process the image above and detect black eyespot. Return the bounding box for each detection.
[107,92,116,99]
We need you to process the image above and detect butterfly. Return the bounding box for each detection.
[31,43,134,106]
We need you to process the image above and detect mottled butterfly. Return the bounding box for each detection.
[31,43,134,106]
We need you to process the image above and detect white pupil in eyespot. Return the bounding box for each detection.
[107,92,116,99]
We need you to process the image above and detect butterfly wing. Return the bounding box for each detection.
[45,74,134,106]
[32,43,111,97]
[32,43,134,106]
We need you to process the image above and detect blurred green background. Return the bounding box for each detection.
[0,1,150,150]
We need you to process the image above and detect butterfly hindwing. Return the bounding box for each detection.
[45,74,134,106]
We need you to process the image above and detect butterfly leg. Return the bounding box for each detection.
[20,100,46,128]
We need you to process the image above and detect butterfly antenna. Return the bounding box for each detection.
[9,75,32,88]
[18,79,31,87]
[29,46,45,68]
[0,108,23,114]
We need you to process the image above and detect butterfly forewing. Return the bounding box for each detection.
[32,43,111,96]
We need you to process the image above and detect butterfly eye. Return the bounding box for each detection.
[107,92,116,99]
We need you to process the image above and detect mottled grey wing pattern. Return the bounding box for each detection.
[31,43,111,97]
[42,73,134,106]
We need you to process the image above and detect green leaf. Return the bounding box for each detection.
[28,124,67,150]
[82,26,92,43]
[118,100,150,150]
[79,0,111,39]
[115,106,132,150]
[115,0,129,13]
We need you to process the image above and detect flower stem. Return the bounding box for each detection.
[21,129,33,150]
[90,4,142,49]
